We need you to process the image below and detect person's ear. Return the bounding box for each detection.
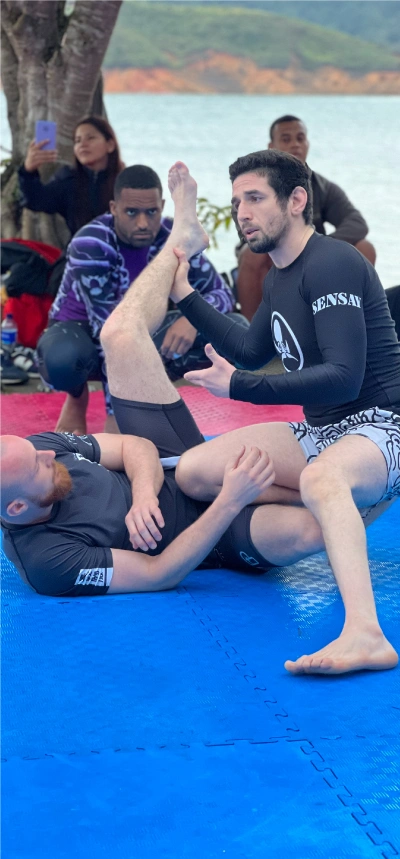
[161,199,165,212]
[268,141,273,150]
[6,499,28,518]
[290,186,308,217]
[107,139,116,154]
[109,199,117,216]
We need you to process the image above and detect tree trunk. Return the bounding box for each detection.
[1,0,122,245]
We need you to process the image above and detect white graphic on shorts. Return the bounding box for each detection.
[72,452,102,467]
[271,311,304,372]
[75,567,113,587]
[61,432,92,446]
[240,551,259,567]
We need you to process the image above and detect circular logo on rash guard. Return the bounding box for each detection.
[271,311,304,372]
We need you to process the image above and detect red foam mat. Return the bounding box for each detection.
[1,387,303,437]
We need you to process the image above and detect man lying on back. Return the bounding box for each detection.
[1,162,309,599]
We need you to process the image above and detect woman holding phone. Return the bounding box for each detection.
[18,115,124,237]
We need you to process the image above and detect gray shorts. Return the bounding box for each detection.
[289,407,400,502]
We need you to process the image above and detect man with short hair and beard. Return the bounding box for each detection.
[166,149,400,676]
[236,114,375,321]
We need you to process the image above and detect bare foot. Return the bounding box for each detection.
[284,625,398,675]
[103,414,120,434]
[55,389,88,435]
[167,161,209,258]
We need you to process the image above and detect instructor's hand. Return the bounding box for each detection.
[125,496,165,551]
[184,344,235,398]
[170,248,193,304]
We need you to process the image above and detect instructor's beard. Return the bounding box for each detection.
[31,462,73,508]
[242,202,290,254]
[246,219,290,254]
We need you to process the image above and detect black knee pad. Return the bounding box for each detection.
[37,322,99,392]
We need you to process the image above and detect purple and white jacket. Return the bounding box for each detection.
[50,213,234,410]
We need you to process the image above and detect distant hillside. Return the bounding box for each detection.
[105,2,400,73]
[191,1,400,53]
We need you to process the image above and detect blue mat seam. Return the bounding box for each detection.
[178,585,400,858]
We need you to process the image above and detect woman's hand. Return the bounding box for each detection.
[125,495,165,551]
[24,140,58,172]
[219,445,275,510]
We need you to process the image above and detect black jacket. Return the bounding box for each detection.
[18,163,110,236]
[311,170,368,245]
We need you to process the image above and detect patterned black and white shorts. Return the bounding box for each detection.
[289,407,400,501]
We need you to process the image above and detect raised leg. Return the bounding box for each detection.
[100,162,209,405]
[285,435,398,675]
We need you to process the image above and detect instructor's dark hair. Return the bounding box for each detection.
[114,165,163,199]
[229,149,313,225]
[269,114,303,141]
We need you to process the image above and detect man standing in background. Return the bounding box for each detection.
[236,114,375,320]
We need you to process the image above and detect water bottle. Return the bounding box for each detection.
[1,313,18,350]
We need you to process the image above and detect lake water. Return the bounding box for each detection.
[2,93,398,287]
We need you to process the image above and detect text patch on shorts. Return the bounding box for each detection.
[75,567,113,587]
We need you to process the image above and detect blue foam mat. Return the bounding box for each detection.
[1,501,399,858]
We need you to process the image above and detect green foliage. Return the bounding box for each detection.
[219,2,400,53]
[197,198,232,249]
[105,2,400,72]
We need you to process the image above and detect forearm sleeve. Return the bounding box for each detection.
[178,290,275,368]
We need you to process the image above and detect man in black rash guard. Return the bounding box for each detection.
[167,151,400,677]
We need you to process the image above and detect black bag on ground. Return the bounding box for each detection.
[1,241,50,297]
[0,241,66,299]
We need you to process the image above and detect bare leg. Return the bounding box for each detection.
[285,436,398,675]
[248,497,396,570]
[54,386,88,435]
[250,504,323,565]
[101,162,209,405]
[176,422,307,499]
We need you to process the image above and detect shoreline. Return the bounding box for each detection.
[103,59,400,96]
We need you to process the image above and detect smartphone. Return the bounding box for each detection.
[35,120,57,150]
